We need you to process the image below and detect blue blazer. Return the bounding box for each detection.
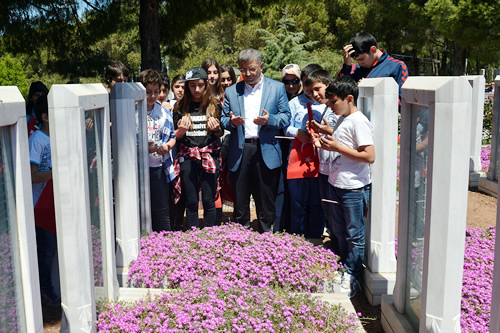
[221,76,291,172]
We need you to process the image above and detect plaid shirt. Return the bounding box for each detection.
[172,141,221,203]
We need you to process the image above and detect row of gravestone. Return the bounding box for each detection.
[0,75,496,332]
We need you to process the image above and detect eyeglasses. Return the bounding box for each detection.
[113,77,128,83]
[239,67,259,74]
[283,79,300,85]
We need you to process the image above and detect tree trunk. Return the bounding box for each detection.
[439,39,449,76]
[139,0,161,71]
[412,48,420,76]
[452,41,467,76]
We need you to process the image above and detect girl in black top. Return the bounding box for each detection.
[173,67,223,228]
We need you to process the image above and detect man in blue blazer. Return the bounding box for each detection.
[221,48,291,232]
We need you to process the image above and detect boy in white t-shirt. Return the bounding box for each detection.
[29,95,60,308]
[313,75,375,298]
[138,69,176,232]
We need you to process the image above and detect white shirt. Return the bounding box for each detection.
[328,111,373,189]
[243,76,264,139]
[29,130,51,206]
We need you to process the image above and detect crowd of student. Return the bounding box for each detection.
[27,32,407,309]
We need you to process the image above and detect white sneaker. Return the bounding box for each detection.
[340,273,353,293]
[340,273,360,298]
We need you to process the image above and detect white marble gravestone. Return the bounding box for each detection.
[357,78,398,305]
[0,86,43,333]
[489,79,500,332]
[479,75,500,197]
[463,75,485,187]
[110,82,150,286]
[382,77,471,333]
[49,84,118,332]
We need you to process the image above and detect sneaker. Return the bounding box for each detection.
[340,274,361,298]
[340,273,352,293]
[348,279,360,298]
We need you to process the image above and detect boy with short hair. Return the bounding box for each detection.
[313,75,375,298]
[339,32,408,97]
[29,95,59,308]
[303,69,338,233]
[138,69,176,232]
[284,68,336,239]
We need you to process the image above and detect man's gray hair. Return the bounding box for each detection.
[238,48,262,65]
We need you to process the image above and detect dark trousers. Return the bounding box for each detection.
[274,139,290,232]
[170,187,186,231]
[35,226,58,297]
[180,158,218,229]
[231,142,280,232]
[288,177,325,238]
[149,166,171,232]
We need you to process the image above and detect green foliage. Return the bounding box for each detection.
[259,12,319,80]
[1,0,499,82]
[425,0,500,73]
[0,55,30,98]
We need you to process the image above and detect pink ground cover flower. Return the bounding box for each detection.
[96,224,357,332]
[461,227,495,332]
[96,280,361,332]
[481,145,491,172]
[91,225,103,286]
[0,234,20,332]
[128,223,340,292]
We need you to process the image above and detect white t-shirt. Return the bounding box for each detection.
[328,111,373,189]
[146,102,176,169]
[29,130,51,206]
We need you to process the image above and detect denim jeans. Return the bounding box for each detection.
[328,184,370,279]
[288,177,325,238]
[35,226,58,297]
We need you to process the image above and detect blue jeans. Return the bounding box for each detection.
[35,226,58,297]
[288,177,325,238]
[328,184,370,279]
[318,173,330,222]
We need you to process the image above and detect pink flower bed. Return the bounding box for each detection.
[0,234,20,332]
[96,224,361,332]
[97,281,360,332]
[127,223,340,292]
[461,227,495,332]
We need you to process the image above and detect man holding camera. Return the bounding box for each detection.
[338,32,408,97]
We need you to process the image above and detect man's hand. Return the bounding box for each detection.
[230,111,244,127]
[207,116,221,132]
[296,129,312,144]
[310,118,333,135]
[343,44,355,66]
[254,109,269,126]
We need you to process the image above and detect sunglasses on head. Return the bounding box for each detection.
[283,78,300,85]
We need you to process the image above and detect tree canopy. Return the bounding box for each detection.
[0,0,498,89]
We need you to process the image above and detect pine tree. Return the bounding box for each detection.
[258,8,318,80]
